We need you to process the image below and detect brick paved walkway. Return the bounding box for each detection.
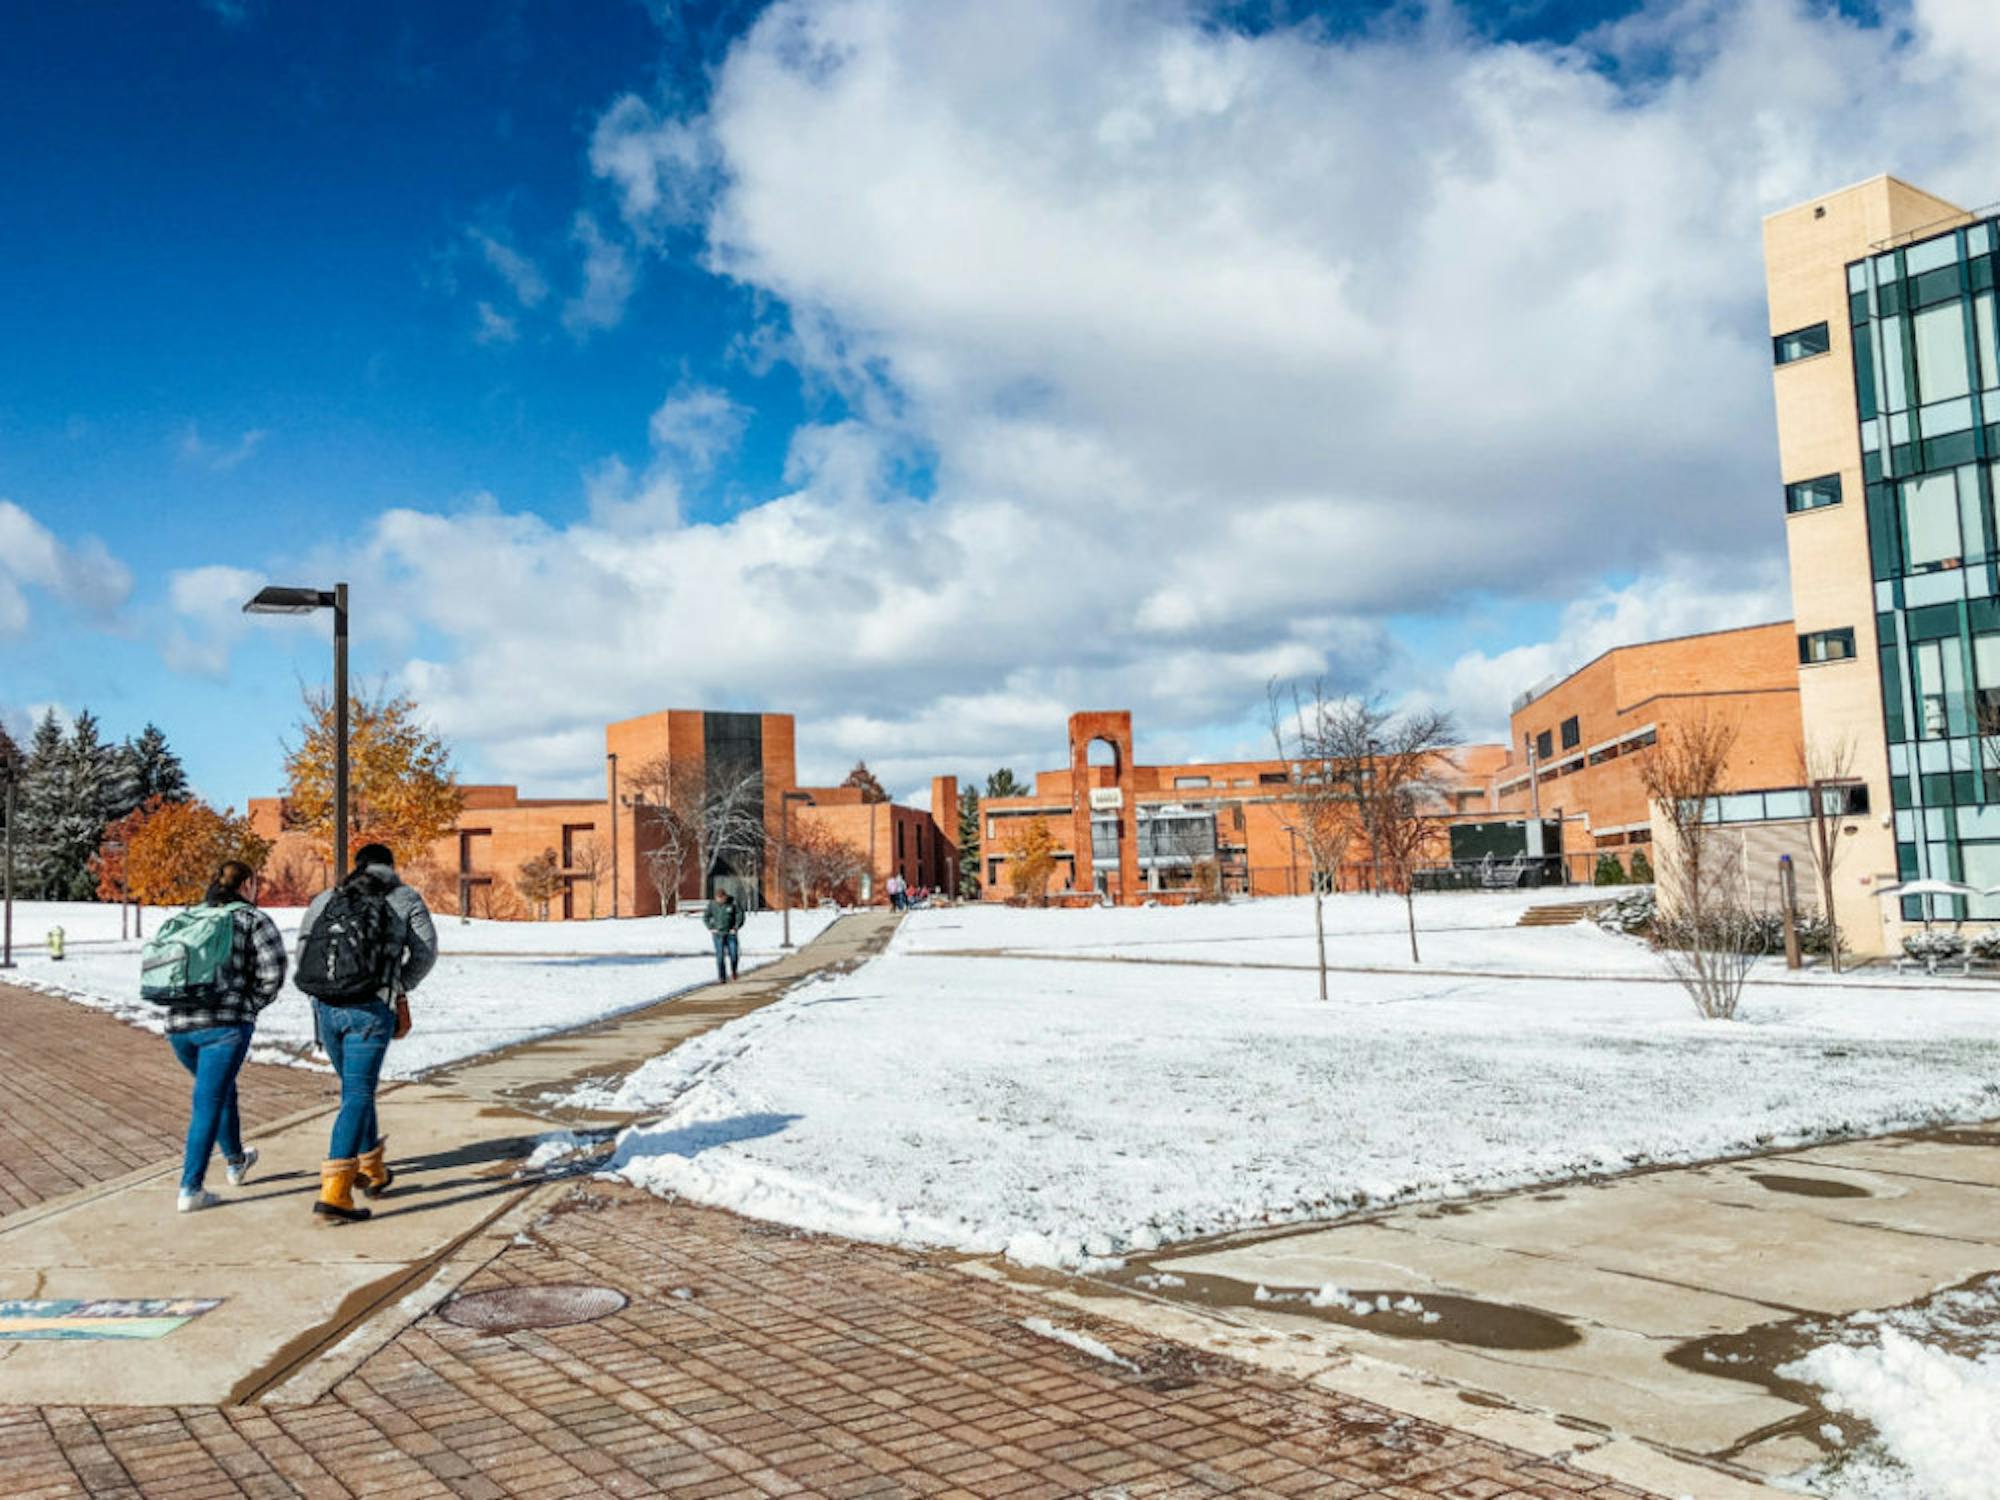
[4,1181,1667,1498]
[1,980,1673,1498]
[0,982,334,1216]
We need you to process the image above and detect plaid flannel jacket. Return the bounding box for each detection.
[163,905,290,1035]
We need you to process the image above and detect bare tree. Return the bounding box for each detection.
[1796,736,1859,972]
[515,847,563,921]
[780,821,868,907]
[1642,713,1762,1019]
[1269,681,1363,999]
[625,754,701,914]
[568,833,608,919]
[1344,704,1460,964]
[622,756,768,909]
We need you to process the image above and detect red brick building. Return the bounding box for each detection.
[250,709,956,919]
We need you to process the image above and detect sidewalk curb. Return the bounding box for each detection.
[245,1174,577,1407]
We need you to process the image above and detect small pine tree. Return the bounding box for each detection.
[122,724,189,809]
[1594,852,1629,887]
[1630,847,1655,885]
[0,718,22,779]
[984,768,1027,799]
[841,762,889,803]
[957,784,982,898]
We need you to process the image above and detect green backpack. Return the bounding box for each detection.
[140,903,245,1007]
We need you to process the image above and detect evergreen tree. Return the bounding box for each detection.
[0,718,21,779]
[21,710,124,900]
[121,723,189,810]
[984,768,1026,799]
[840,761,889,803]
[957,785,982,898]
[15,711,66,898]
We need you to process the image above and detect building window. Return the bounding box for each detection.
[1173,775,1210,789]
[1901,472,1962,571]
[1534,729,1553,761]
[1559,716,1580,751]
[1259,770,1289,785]
[1800,627,1857,664]
[1785,474,1843,514]
[1774,322,1831,364]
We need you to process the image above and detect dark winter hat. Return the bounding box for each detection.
[354,842,395,870]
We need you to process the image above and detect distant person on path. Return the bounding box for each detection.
[144,860,288,1213]
[296,843,438,1224]
[886,871,907,911]
[705,885,744,982]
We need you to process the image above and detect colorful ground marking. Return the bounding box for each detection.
[0,1298,222,1341]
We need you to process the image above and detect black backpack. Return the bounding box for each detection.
[296,874,397,1003]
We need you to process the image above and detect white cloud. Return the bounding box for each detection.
[563,212,637,335]
[178,423,267,472]
[163,564,266,678]
[474,300,519,345]
[649,385,749,472]
[255,0,2000,795]
[0,499,133,639]
[468,228,549,307]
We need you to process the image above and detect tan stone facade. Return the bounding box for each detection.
[1763,175,1990,955]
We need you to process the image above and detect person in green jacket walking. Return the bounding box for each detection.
[704,886,745,982]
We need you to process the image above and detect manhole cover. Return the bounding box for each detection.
[440,1285,627,1333]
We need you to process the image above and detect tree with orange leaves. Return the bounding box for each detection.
[122,799,271,908]
[283,683,463,867]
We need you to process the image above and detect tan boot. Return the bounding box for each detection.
[313,1158,372,1223]
[356,1140,395,1198]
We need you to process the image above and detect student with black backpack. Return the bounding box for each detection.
[295,843,438,1223]
[140,860,289,1213]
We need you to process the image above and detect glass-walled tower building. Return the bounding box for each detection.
[1764,176,1990,952]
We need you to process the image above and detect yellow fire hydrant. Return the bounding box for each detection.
[47,927,64,962]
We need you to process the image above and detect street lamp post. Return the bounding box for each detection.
[607,751,620,919]
[778,791,812,948]
[1,772,15,970]
[243,583,349,880]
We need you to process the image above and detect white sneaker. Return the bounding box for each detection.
[177,1189,221,1213]
[225,1148,259,1187]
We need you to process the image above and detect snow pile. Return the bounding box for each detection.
[1782,1330,2000,1500]
[603,907,2000,1266]
[1020,1319,1137,1372]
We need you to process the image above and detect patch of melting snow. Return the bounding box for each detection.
[1020,1318,1139,1372]
[1251,1284,1442,1323]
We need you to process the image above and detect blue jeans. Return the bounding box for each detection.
[168,1025,253,1192]
[712,932,739,980]
[320,1001,395,1161]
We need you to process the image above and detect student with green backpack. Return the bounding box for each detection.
[140,860,289,1213]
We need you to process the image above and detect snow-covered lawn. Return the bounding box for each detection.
[5,901,838,1078]
[604,897,2000,1269]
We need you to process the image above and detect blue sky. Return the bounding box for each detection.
[1,0,1989,809]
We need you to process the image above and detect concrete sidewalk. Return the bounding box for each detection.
[984,1123,2000,1494]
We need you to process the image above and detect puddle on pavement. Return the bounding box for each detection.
[1915,1127,2000,1148]
[1099,1268,1580,1351]
[1747,1172,1871,1199]
[1666,1268,2000,1464]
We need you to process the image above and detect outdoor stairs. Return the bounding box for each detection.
[1515,901,1604,928]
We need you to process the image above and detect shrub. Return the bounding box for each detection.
[1593,852,1628,887]
[1903,930,1966,963]
[1630,848,1655,884]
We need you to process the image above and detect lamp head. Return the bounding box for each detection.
[242,585,333,615]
